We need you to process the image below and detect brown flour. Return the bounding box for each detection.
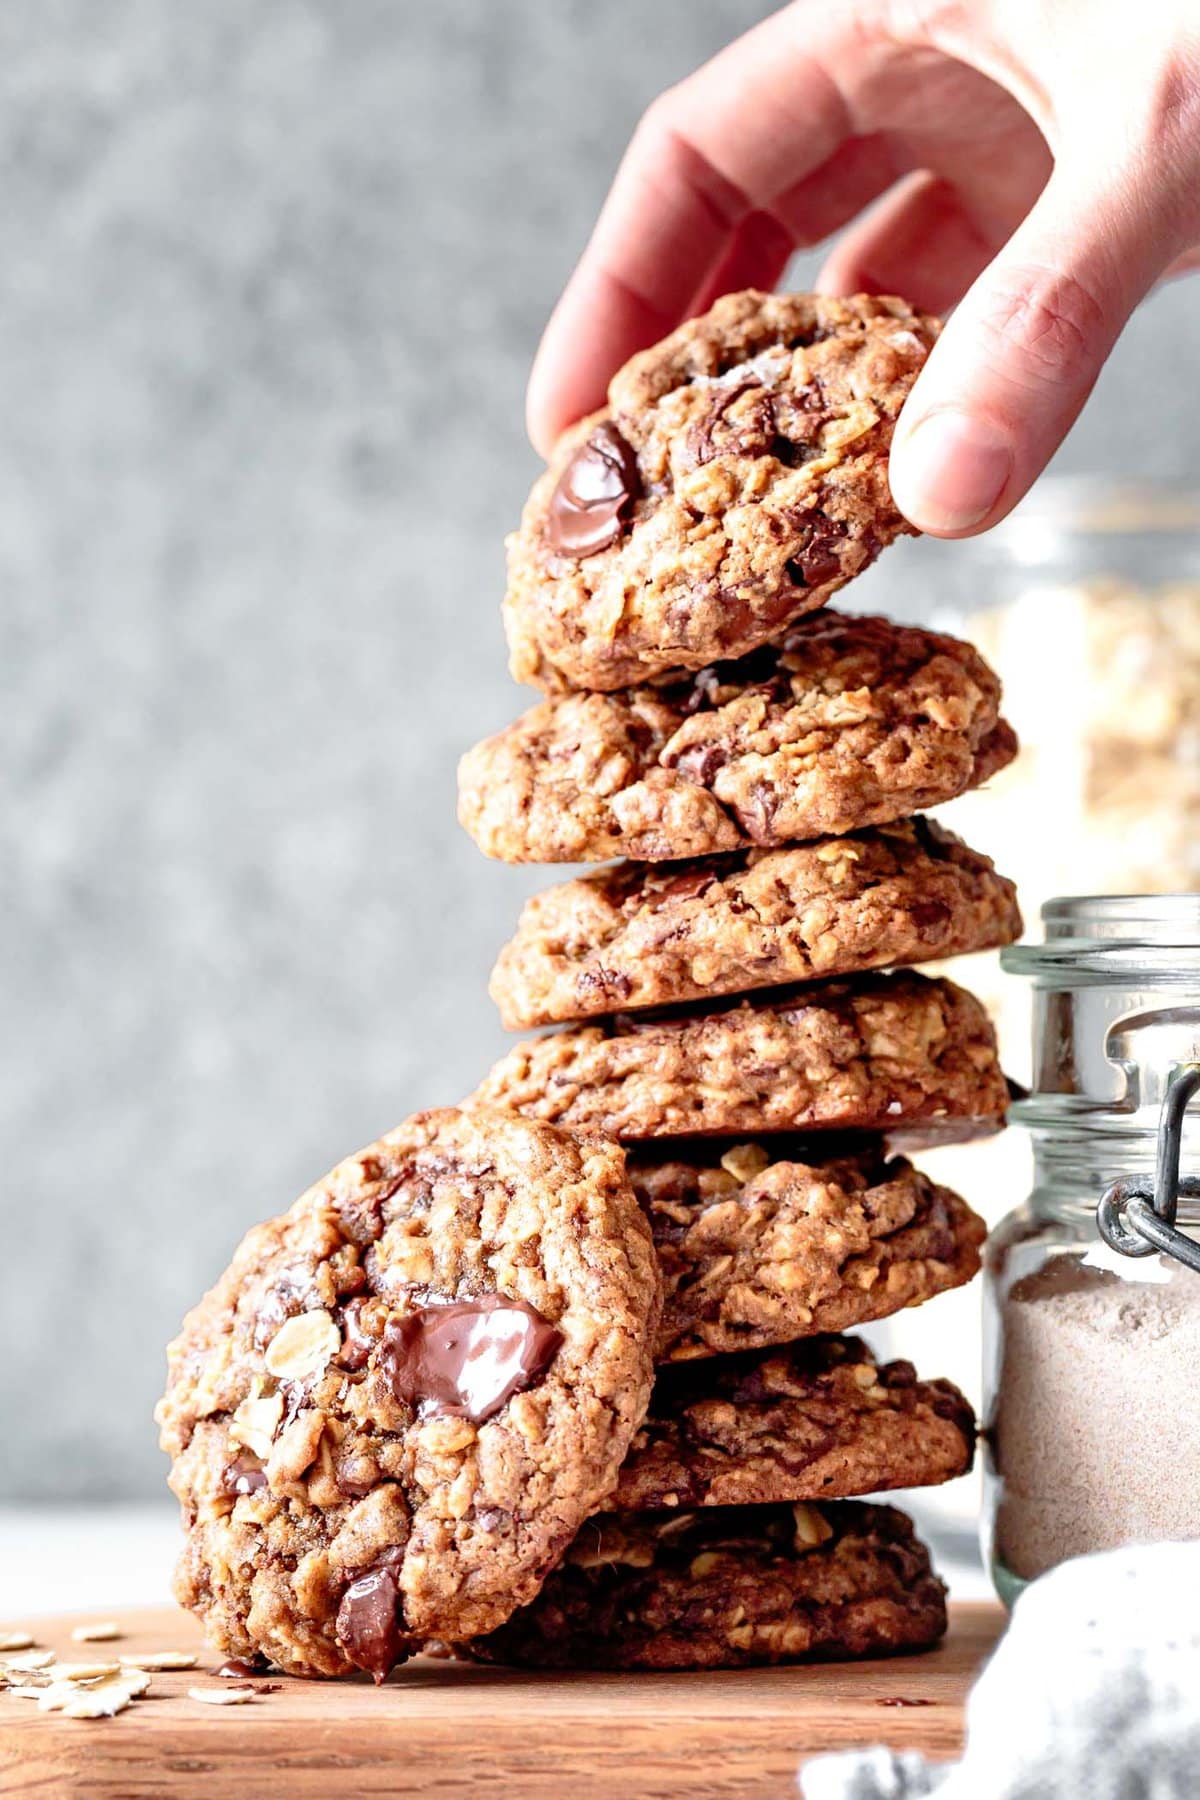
[991,1253,1200,1581]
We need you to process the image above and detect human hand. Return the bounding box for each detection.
[527,0,1200,536]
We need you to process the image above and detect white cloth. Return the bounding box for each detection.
[801,1542,1200,1800]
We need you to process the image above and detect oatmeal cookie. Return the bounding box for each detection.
[459,609,1015,864]
[490,819,1022,1028]
[503,291,938,692]
[470,971,1009,1141]
[633,1137,985,1361]
[610,1336,975,1512]
[156,1108,661,1680]
[463,1501,946,1670]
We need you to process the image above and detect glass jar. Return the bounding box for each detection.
[983,894,1200,1606]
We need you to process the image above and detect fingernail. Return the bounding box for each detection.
[892,409,1013,535]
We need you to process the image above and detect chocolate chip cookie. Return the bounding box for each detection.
[463,1501,947,1670]
[490,819,1022,1028]
[611,1336,974,1512]
[634,1137,985,1362]
[458,609,1015,865]
[156,1108,662,1679]
[470,971,1009,1141]
[503,291,938,692]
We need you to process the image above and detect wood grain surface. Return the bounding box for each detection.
[0,1601,1003,1798]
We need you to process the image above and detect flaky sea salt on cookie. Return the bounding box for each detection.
[157,1107,661,1681]
[503,290,938,693]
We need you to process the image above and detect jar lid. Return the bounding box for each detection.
[1003,894,1200,986]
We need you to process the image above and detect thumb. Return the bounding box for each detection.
[889,168,1177,537]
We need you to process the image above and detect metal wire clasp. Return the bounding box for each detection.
[1097,1063,1200,1276]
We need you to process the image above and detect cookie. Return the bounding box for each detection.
[503,291,938,692]
[634,1137,985,1362]
[611,1336,975,1512]
[489,818,1022,1028]
[470,970,1009,1141]
[462,1501,946,1671]
[458,609,1016,865]
[156,1108,662,1679]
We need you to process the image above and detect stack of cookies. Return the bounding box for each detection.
[157,291,1019,1685]
[456,292,1021,1669]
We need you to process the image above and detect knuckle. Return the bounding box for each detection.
[1124,46,1200,236]
[977,265,1106,384]
[900,0,975,38]
[634,89,681,153]
[1133,44,1200,149]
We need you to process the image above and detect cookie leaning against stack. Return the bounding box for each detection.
[157,1107,663,1680]
[458,288,1020,1671]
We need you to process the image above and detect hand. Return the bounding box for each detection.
[526,0,1200,536]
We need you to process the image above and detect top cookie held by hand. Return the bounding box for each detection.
[504,290,938,693]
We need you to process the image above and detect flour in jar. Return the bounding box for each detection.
[991,1253,1200,1582]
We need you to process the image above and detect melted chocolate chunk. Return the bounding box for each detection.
[380,1293,563,1425]
[786,522,848,589]
[335,1295,375,1372]
[547,422,640,557]
[214,1657,266,1679]
[688,381,776,466]
[335,1564,408,1684]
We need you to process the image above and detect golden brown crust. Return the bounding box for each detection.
[611,1336,975,1512]
[632,1138,986,1361]
[503,292,938,692]
[462,1501,947,1670]
[156,1108,662,1677]
[490,819,1022,1028]
[470,971,1009,1141]
[459,610,1015,865]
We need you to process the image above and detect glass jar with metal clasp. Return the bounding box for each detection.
[983,895,1200,1606]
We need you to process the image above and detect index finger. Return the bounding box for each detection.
[525,4,884,456]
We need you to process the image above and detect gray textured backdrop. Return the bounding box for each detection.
[3,0,1195,1502]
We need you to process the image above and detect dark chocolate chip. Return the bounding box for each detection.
[908,899,953,932]
[688,382,776,467]
[668,743,728,787]
[214,1657,268,1679]
[335,1564,408,1684]
[547,422,640,558]
[577,967,634,1003]
[682,666,724,713]
[222,1456,267,1497]
[335,1296,375,1372]
[742,778,781,839]
[379,1293,563,1425]
[650,869,717,904]
[787,536,845,589]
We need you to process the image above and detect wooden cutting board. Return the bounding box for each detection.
[0,1601,1002,1798]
